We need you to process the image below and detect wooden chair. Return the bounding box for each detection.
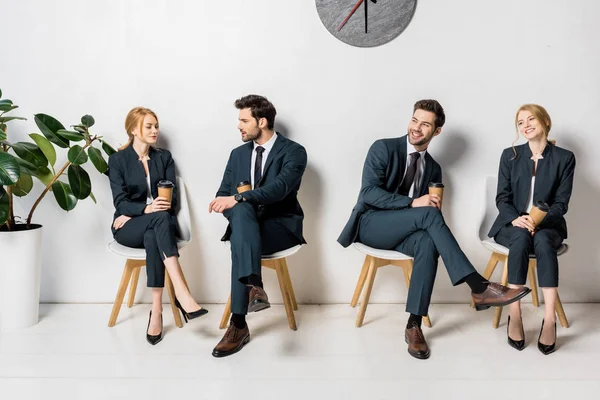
[477,176,569,328]
[351,242,432,328]
[107,177,192,328]
[219,244,302,331]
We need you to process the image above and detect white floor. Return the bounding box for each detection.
[1,303,599,400]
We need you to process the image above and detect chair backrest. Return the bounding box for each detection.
[176,177,192,243]
[478,176,498,242]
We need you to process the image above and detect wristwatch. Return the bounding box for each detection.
[234,194,244,203]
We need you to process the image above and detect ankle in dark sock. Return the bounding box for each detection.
[231,313,246,329]
[464,272,489,294]
[247,274,263,288]
[407,314,423,329]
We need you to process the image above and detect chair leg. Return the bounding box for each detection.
[493,256,509,328]
[165,271,184,328]
[108,259,138,327]
[555,293,569,328]
[528,259,540,307]
[351,256,371,307]
[219,295,232,329]
[356,257,378,327]
[127,267,141,308]
[275,259,297,330]
[281,258,297,311]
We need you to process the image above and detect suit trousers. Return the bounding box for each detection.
[494,226,562,287]
[227,202,300,315]
[114,211,180,288]
[357,207,476,316]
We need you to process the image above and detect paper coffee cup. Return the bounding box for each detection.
[157,180,174,208]
[529,200,549,226]
[428,182,444,209]
[236,181,251,193]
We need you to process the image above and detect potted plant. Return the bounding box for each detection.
[0,88,115,330]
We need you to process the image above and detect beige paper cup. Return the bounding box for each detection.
[157,180,174,208]
[529,201,549,226]
[428,182,444,209]
[236,181,252,193]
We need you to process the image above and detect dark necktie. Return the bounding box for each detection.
[254,146,265,188]
[398,152,420,196]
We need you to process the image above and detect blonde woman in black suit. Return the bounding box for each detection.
[488,104,576,355]
[108,107,207,345]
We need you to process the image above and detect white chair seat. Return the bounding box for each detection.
[352,242,412,261]
[108,239,190,260]
[222,241,303,260]
[480,238,568,258]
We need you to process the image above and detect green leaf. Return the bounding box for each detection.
[12,142,48,168]
[57,129,85,142]
[0,99,12,105]
[13,173,33,197]
[81,115,95,128]
[35,167,54,187]
[0,89,2,98]
[15,157,51,181]
[0,186,8,225]
[101,141,117,157]
[29,133,57,167]
[89,190,97,204]
[88,146,108,173]
[34,113,69,148]
[0,116,27,123]
[0,126,6,141]
[51,181,77,211]
[0,151,20,185]
[0,104,18,112]
[67,165,91,200]
[68,145,88,165]
[72,125,87,133]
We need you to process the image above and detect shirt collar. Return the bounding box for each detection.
[406,140,427,158]
[254,131,278,152]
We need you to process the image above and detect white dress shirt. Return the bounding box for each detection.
[251,132,278,188]
[404,141,427,198]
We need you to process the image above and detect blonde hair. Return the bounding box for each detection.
[119,107,159,150]
[511,103,555,158]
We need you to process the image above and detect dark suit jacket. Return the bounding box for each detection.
[338,134,442,247]
[216,133,307,243]
[488,142,576,239]
[108,145,179,235]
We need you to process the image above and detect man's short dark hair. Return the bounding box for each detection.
[413,99,445,129]
[234,94,277,130]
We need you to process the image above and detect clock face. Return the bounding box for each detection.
[315,0,417,47]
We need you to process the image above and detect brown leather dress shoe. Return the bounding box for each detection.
[248,286,270,313]
[471,282,531,311]
[405,322,430,360]
[212,323,250,358]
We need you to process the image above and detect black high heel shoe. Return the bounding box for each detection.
[507,315,525,351]
[174,298,208,323]
[146,311,163,346]
[537,319,557,355]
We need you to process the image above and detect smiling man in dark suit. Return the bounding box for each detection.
[338,99,531,360]
[209,95,307,357]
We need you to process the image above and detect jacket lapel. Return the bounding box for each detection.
[419,153,434,197]
[256,133,286,187]
[240,141,253,184]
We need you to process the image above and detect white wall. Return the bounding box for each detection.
[2,0,599,304]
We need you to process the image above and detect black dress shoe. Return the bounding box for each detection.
[174,298,208,323]
[538,319,557,355]
[146,311,163,346]
[507,315,525,351]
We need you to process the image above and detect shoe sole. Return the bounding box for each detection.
[404,337,430,360]
[212,335,250,358]
[248,300,271,313]
[474,287,532,311]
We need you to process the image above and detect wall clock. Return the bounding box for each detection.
[315,0,417,47]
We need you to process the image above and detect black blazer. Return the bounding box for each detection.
[216,133,307,243]
[338,134,442,247]
[488,142,576,239]
[108,145,179,235]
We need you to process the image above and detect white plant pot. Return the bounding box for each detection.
[0,225,43,330]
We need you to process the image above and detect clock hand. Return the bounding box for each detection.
[337,0,364,31]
